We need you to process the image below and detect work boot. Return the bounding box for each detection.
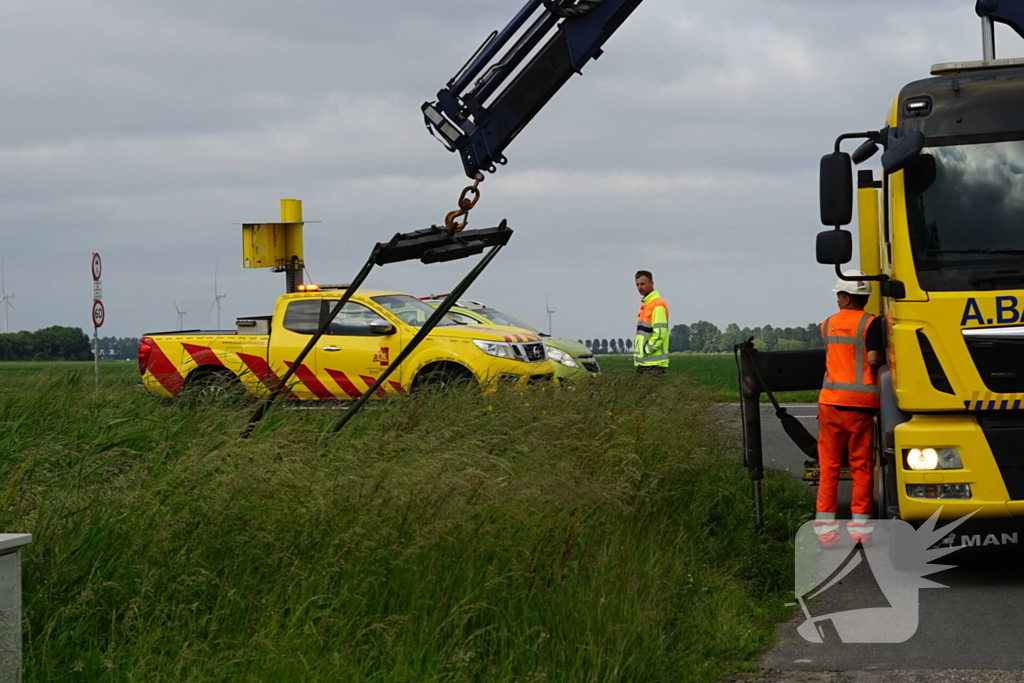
[813,518,841,548]
[847,519,875,547]
[817,530,842,548]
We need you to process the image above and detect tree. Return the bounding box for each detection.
[0,326,91,361]
[625,338,633,352]
[689,321,722,353]
[584,339,592,351]
[776,338,805,351]
[806,323,824,349]
[720,322,744,350]
[669,324,690,352]
[600,339,609,354]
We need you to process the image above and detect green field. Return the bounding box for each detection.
[597,354,819,403]
[0,361,811,681]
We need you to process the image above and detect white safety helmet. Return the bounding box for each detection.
[833,270,872,296]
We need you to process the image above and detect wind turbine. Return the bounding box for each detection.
[174,301,187,330]
[209,263,226,329]
[0,259,12,334]
[544,294,555,336]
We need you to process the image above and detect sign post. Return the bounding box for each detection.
[91,253,103,387]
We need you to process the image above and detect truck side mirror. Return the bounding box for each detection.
[816,229,853,265]
[368,319,396,335]
[820,153,853,226]
[881,130,925,174]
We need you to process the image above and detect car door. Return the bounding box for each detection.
[315,300,404,399]
[267,298,322,400]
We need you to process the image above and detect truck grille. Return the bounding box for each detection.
[512,341,548,363]
[964,330,1024,393]
[978,414,1024,500]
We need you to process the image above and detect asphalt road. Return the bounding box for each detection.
[721,404,1024,683]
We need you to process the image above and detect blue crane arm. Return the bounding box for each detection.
[422,0,645,178]
[977,0,1024,41]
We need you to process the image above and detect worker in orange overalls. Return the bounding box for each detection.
[813,271,884,547]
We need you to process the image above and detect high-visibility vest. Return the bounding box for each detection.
[634,290,669,367]
[819,309,879,409]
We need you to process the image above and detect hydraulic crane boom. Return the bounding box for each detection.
[422,0,645,178]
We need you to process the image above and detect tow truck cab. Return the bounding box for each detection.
[823,58,1024,548]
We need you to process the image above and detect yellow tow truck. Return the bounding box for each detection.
[815,4,1024,549]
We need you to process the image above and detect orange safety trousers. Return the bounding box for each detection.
[816,403,874,517]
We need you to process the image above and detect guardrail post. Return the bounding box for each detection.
[0,534,32,682]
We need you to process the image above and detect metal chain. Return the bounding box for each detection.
[444,173,484,232]
[541,0,604,19]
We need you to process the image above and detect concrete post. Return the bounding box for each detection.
[0,534,32,683]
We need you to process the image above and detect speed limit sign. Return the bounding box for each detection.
[91,253,102,281]
[92,300,105,328]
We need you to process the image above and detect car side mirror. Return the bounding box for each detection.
[368,319,396,335]
[816,229,853,265]
[820,152,853,226]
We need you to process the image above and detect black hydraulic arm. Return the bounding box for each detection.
[422,0,645,178]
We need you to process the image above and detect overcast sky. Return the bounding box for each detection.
[0,0,1012,340]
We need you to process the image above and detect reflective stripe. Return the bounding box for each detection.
[823,381,878,393]
[653,323,669,329]
[824,335,860,345]
[636,330,652,339]
[636,353,669,363]
[853,313,870,392]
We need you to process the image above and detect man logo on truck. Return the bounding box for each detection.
[373,348,390,367]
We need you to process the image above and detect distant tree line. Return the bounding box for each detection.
[99,336,141,361]
[0,326,93,361]
[580,322,824,355]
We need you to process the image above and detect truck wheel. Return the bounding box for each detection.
[186,369,246,404]
[412,365,475,393]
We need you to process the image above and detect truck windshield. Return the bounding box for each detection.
[371,295,458,327]
[906,139,1024,290]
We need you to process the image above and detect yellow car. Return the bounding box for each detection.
[420,297,599,381]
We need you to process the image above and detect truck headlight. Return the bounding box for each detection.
[905,447,963,471]
[473,339,517,360]
[545,347,579,368]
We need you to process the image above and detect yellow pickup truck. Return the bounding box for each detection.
[138,287,556,400]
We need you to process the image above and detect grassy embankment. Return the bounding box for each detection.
[597,354,819,404]
[0,360,811,682]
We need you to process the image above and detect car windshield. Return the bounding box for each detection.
[371,295,458,327]
[905,139,1024,290]
[473,308,542,334]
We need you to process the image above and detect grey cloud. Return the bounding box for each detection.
[0,0,1013,338]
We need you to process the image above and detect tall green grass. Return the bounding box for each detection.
[0,364,810,681]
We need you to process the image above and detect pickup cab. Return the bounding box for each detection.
[138,288,555,400]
